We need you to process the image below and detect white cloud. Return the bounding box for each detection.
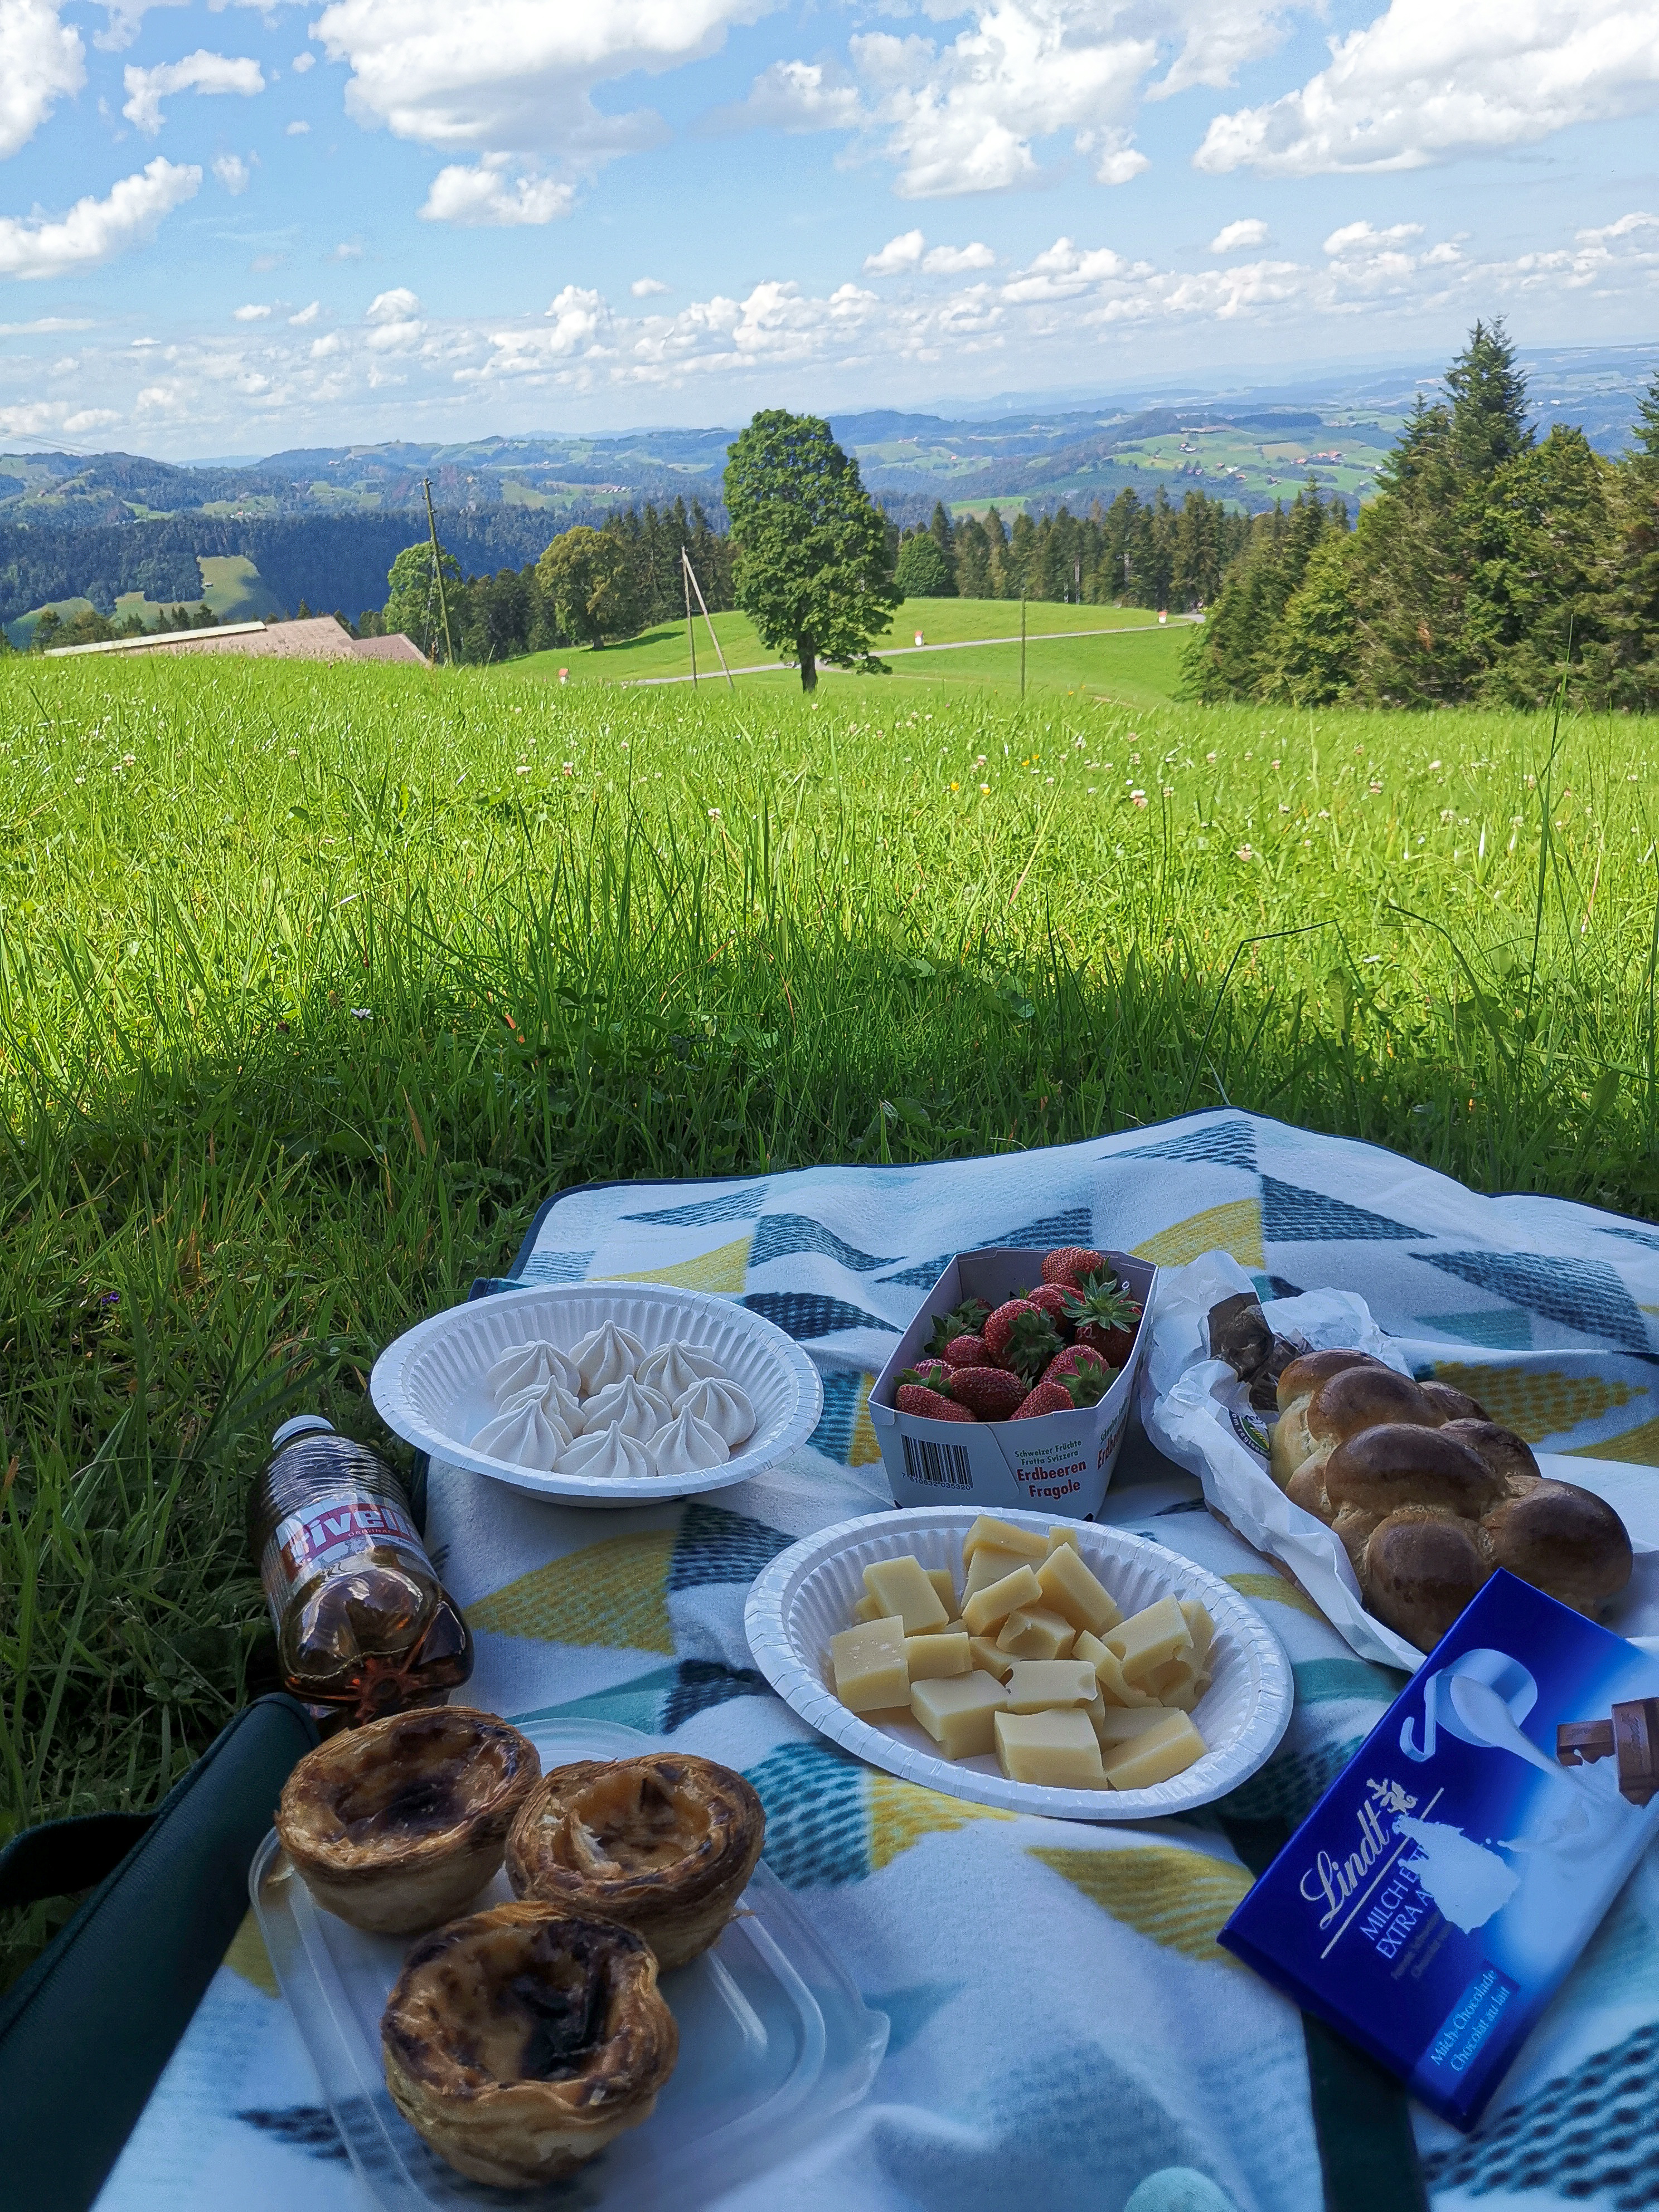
[630,276,668,297]
[1196,0,1659,176]
[0,157,198,281]
[865,229,925,274]
[286,119,310,135]
[367,286,420,321]
[1324,218,1421,255]
[365,286,423,351]
[288,299,320,324]
[122,49,264,136]
[1,0,86,159]
[924,240,996,272]
[1211,216,1269,252]
[310,331,343,357]
[64,408,118,434]
[332,241,362,259]
[1,398,115,438]
[212,152,251,193]
[0,316,92,333]
[232,301,270,319]
[419,157,573,225]
[292,51,315,74]
[713,58,862,133]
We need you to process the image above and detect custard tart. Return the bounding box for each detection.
[505,1754,764,1970]
[381,1901,677,2187]
[276,1706,540,1934]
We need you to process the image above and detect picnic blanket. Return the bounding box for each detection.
[97,1109,1659,2212]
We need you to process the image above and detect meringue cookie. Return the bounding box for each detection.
[472,1398,571,1472]
[557,1424,651,1480]
[498,1376,583,1433]
[486,1340,580,1405]
[646,1407,730,1478]
[672,1376,755,1449]
[570,1320,646,1395]
[579,1375,673,1441]
[635,1342,727,1399]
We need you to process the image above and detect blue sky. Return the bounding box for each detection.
[1,0,1657,457]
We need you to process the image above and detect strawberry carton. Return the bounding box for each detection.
[869,1246,1157,1520]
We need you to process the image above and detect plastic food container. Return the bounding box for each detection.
[868,1248,1156,1521]
[251,1717,887,2211]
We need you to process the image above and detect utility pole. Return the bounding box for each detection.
[1020,594,1026,700]
[683,549,697,687]
[423,476,456,667]
[682,550,735,690]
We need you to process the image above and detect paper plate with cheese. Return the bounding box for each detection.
[744,1507,1293,1822]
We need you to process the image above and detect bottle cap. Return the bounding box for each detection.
[272,1414,336,1448]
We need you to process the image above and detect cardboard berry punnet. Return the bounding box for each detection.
[870,1248,1157,1520]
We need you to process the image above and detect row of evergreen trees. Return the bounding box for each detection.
[892,489,1250,613]
[1185,322,1659,709]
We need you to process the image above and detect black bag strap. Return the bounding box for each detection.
[0,1813,155,1909]
[0,1694,318,2212]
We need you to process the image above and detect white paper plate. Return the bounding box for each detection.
[744,1506,1292,1822]
[371,1283,823,1507]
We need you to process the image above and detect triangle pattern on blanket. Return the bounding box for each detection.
[224,1909,279,1998]
[850,1375,882,1465]
[809,1367,864,1461]
[518,1248,595,1286]
[749,1213,901,1274]
[1027,1845,1251,1963]
[667,1501,792,1590]
[875,1207,1096,1288]
[1260,1176,1425,1243]
[515,1666,679,1734]
[744,1291,898,1340]
[613,1235,750,1293]
[866,1772,1013,1874]
[1425,1361,1642,1443]
[468,1530,676,1653]
[1419,2021,1659,2205]
[1588,1224,1659,1254]
[622,1188,768,1226]
[743,1742,869,1888]
[1566,1414,1659,1467]
[1133,1197,1264,1271]
[1421,1251,1652,1356]
[1223,1573,1326,1623]
[1415,1308,1532,1350]
[1108,1119,1257,1170]
[661,1659,772,1732]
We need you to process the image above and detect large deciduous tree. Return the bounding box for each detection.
[385,539,460,659]
[536,526,639,647]
[722,410,899,691]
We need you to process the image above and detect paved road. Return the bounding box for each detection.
[619,615,1199,686]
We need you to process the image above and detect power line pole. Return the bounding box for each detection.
[683,548,697,687]
[423,476,456,667]
[683,550,735,690]
[1020,594,1027,700]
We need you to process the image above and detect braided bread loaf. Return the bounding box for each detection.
[1268,1350,1632,1650]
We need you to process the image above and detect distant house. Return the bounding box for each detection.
[44,615,429,665]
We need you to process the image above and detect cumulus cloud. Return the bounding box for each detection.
[122,49,264,136]
[1,399,115,438]
[292,51,314,74]
[285,119,309,135]
[710,58,863,133]
[924,240,996,272]
[630,276,668,297]
[1196,0,1659,175]
[2,0,86,158]
[419,157,574,225]
[0,157,199,281]
[1211,216,1269,252]
[212,152,251,193]
[288,299,320,324]
[865,229,925,274]
[365,286,423,351]
[232,301,270,319]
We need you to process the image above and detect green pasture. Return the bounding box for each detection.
[4,554,279,648]
[2,654,1656,1981]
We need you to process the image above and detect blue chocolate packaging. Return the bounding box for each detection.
[1219,1571,1659,2129]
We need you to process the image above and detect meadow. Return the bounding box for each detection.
[1,648,1655,1978]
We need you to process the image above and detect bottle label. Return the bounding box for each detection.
[260,1488,427,1600]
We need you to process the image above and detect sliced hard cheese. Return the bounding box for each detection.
[911,1670,1009,1758]
[1002,1659,1100,1713]
[962,1515,1047,1565]
[993,1707,1108,1788]
[968,1635,1015,1679]
[830,1616,908,1713]
[1100,1709,1207,1789]
[1179,1599,1215,1668]
[926,1566,959,1618]
[1075,1629,1159,1709]
[1091,1702,1182,1746]
[1045,1524,1083,1554]
[962,1564,1043,1637]
[1035,1545,1123,1636]
[1105,1595,1193,1682]
[906,1629,971,1680]
[864,1554,950,1634]
[996,1605,1076,1661]
[963,1544,1031,1604]
[852,1593,884,1623]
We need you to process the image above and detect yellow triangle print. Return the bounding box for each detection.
[1029,1844,1251,1963]
[1225,1570,1326,1623]
[469,1530,676,1653]
[1565,1415,1659,1468]
[850,1373,883,1467]
[1134,1197,1264,1272]
[224,1908,278,1997]
[1429,1362,1641,1443]
[866,1771,1013,1874]
[612,1235,751,1293]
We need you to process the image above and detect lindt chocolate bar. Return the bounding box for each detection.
[1220,1573,1659,2131]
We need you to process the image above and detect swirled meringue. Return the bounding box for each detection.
[472,1397,572,1472]
[557,1424,652,1480]
[498,1376,583,1433]
[578,1375,672,1441]
[634,1342,727,1399]
[486,1339,581,1404]
[646,1407,730,1478]
[570,1320,646,1394]
[672,1376,755,1449]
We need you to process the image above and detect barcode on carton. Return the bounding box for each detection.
[901,1434,974,1488]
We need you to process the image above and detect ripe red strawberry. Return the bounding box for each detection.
[942,1365,1028,1420]
[1063,1274,1143,1367]
[1058,1358,1114,1409]
[981,1298,1064,1382]
[1043,1346,1117,1394]
[896,1381,975,1422]
[1024,1283,1073,1331]
[1011,1379,1074,1419]
[942,1332,987,1369]
[1041,1245,1110,1291]
[928,1297,991,1360]
[904,1357,954,1390]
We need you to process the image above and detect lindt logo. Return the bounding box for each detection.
[1299,1777,1419,1930]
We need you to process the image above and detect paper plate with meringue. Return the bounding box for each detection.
[370,1283,824,1506]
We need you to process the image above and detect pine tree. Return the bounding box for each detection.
[1445,318,1533,482]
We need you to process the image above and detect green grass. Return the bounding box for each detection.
[2,654,1656,1981]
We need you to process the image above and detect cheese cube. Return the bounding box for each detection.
[1045,1525,1084,1554]
[962,1564,1043,1637]
[993,1708,1109,1788]
[1179,1599,1215,1669]
[852,1593,884,1623]
[1091,1702,1182,1747]
[996,1605,1075,1661]
[962,1515,1047,1565]
[906,1629,970,1680]
[926,1566,959,1618]
[1100,1710,1207,1789]
[963,1544,1030,1604]
[1105,1595,1194,1682]
[910,1671,1008,1758]
[1035,1545,1123,1636]
[1146,1654,1203,1709]
[969,1635,1015,1679]
[863,1554,950,1634]
[1075,1629,1158,1709]
[830,1616,908,1713]
[1002,1660,1100,1713]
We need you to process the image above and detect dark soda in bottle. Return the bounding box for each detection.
[250,1414,473,1723]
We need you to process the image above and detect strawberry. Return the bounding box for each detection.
[942,1365,1029,1420]
[1062,1273,1143,1367]
[1011,1379,1074,1419]
[981,1298,1064,1382]
[1058,1358,1114,1408]
[1024,1283,1073,1331]
[927,1297,991,1360]
[1043,1347,1117,1394]
[897,1381,974,1422]
[903,1358,954,1390]
[1042,1245,1110,1291]
[942,1332,987,1369]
